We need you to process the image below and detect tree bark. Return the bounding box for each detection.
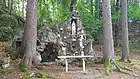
[114,0,120,47]
[70,0,77,12]
[102,0,114,60]
[21,0,37,69]
[121,0,129,62]
[102,0,115,75]
[116,0,120,11]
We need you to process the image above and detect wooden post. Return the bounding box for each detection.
[65,58,68,72]
[81,51,85,71]
[62,46,68,72]
[58,56,94,72]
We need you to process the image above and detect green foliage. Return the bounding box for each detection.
[23,75,31,79]
[128,3,140,20]
[4,46,18,60]
[37,0,140,44]
[112,10,120,22]
[42,74,48,79]
[19,63,28,72]
[1,0,140,44]
[0,14,20,42]
[37,0,102,43]
[37,0,70,26]
[77,1,101,43]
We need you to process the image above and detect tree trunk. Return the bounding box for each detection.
[70,0,77,12]
[102,0,114,60]
[121,0,129,62]
[102,0,115,75]
[21,0,37,69]
[116,0,120,11]
[114,0,120,47]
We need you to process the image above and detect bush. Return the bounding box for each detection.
[0,14,20,42]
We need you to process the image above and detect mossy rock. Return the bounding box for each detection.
[0,66,14,74]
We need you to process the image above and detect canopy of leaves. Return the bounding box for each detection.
[0,0,140,42]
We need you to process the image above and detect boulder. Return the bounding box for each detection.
[0,57,10,69]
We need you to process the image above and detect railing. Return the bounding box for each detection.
[58,55,93,72]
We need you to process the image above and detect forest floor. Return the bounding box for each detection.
[0,42,140,79]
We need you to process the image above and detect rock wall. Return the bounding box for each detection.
[13,18,96,62]
[111,20,140,47]
[128,20,140,40]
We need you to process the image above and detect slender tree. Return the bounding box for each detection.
[116,0,120,11]
[102,0,115,74]
[121,0,129,62]
[102,0,114,60]
[21,0,37,69]
[114,0,120,47]
[70,0,77,12]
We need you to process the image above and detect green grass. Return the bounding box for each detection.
[19,63,28,72]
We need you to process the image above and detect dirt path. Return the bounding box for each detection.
[43,63,140,79]
[0,58,140,79]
